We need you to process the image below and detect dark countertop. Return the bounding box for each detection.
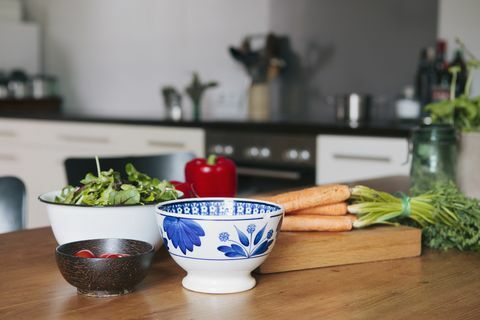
[0,112,418,137]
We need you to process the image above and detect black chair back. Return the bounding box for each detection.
[64,152,195,186]
[0,176,26,233]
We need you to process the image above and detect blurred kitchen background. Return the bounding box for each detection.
[1,0,480,229]
[1,0,477,121]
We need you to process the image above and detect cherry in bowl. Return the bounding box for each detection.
[56,238,154,297]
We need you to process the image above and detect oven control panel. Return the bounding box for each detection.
[206,131,316,167]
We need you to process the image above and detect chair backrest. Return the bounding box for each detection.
[0,176,26,233]
[64,152,195,186]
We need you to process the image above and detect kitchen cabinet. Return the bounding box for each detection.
[316,135,410,184]
[0,118,205,228]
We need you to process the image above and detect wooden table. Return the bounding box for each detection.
[2,177,480,319]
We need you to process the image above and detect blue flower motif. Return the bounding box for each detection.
[163,217,205,254]
[267,229,274,239]
[218,223,275,258]
[219,232,230,242]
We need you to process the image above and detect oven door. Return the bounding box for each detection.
[236,163,315,196]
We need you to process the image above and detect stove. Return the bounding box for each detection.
[206,130,316,195]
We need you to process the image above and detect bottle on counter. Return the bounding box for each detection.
[161,86,183,122]
[431,40,450,102]
[449,49,467,97]
[415,47,436,108]
[395,86,421,120]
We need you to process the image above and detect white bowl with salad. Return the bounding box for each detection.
[39,160,181,249]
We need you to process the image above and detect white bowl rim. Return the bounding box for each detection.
[155,197,284,220]
[39,189,183,208]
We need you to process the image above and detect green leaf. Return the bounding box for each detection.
[80,173,98,185]
[456,97,478,120]
[120,184,136,191]
[425,100,456,123]
[55,160,178,206]
[111,189,141,205]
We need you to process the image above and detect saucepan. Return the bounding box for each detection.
[333,93,371,125]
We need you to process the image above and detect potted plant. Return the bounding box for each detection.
[425,39,480,198]
[185,72,218,122]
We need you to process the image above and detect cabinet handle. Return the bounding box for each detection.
[0,130,17,138]
[58,134,109,144]
[333,154,391,163]
[237,167,301,180]
[147,140,185,149]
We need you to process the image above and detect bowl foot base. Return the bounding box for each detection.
[77,288,134,298]
[182,272,256,294]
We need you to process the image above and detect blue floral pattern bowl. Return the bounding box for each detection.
[156,198,284,294]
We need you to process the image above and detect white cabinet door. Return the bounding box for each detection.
[0,143,64,228]
[113,125,205,157]
[316,135,410,184]
[41,121,205,157]
[0,119,205,229]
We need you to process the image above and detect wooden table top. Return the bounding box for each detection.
[2,176,480,319]
[2,228,480,319]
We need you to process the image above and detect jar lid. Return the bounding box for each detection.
[413,124,457,142]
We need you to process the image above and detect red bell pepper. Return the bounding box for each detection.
[169,180,194,198]
[185,155,237,197]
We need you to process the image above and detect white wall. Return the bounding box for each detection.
[21,0,480,119]
[0,22,39,74]
[23,0,270,119]
[438,0,480,96]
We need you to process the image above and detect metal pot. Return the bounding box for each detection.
[334,93,371,125]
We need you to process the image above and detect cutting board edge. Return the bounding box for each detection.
[257,226,422,274]
[257,248,422,274]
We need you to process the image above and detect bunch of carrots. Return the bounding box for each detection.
[263,183,467,234]
[262,184,355,232]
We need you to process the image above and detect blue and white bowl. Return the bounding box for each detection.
[156,198,284,294]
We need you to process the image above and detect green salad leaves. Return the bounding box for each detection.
[55,158,178,206]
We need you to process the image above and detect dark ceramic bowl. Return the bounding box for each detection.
[56,238,155,297]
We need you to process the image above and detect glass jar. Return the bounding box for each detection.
[410,124,457,193]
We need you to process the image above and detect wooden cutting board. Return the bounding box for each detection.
[257,226,421,274]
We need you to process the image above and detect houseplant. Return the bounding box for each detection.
[185,72,218,121]
[425,39,480,198]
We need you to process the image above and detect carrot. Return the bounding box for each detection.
[268,184,351,213]
[281,215,353,232]
[347,214,357,222]
[289,202,348,216]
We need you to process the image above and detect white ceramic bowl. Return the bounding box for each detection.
[39,191,163,248]
[156,198,284,294]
